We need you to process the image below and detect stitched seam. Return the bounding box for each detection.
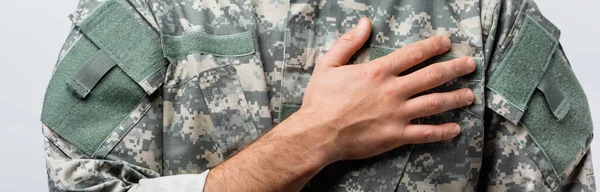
[486,86,526,112]
[43,128,86,159]
[138,65,166,85]
[519,122,562,184]
[101,103,152,159]
[68,78,91,96]
[504,123,558,190]
[90,96,149,158]
[226,63,259,136]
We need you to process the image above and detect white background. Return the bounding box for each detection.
[0,1,598,191]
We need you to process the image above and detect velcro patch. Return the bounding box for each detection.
[42,36,146,156]
[486,15,559,124]
[162,31,255,59]
[73,0,168,95]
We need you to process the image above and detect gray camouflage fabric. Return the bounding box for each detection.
[42,0,595,191]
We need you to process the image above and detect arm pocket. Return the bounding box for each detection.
[160,29,260,161]
[41,0,168,157]
[486,15,593,189]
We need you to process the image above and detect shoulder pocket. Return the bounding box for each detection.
[41,0,168,156]
[486,14,593,189]
[161,30,260,158]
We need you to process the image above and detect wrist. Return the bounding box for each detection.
[282,108,341,165]
[205,110,336,191]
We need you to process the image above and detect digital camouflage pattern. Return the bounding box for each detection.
[42,0,594,191]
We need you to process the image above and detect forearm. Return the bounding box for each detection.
[204,20,473,191]
[204,111,334,192]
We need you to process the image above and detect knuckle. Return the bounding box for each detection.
[382,127,400,142]
[366,64,383,79]
[382,88,396,100]
[421,129,432,142]
[406,46,424,61]
[428,97,443,112]
[430,37,443,52]
[454,91,463,106]
[381,86,399,104]
[426,67,443,84]
[340,31,355,41]
[391,109,402,120]
[323,55,344,67]
[441,128,449,140]
[453,60,463,76]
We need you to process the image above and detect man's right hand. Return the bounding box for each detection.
[294,17,476,163]
[205,17,476,192]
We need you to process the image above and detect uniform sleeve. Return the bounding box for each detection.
[44,124,211,191]
[42,0,211,191]
[480,0,595,191]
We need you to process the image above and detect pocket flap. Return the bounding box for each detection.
[162,31,256,59]
[69,0,168,96]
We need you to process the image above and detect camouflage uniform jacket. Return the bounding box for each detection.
[41,0,595,191]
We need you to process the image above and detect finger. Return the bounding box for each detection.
[399,57,476,95]
[401,123,461,144]
[371,36,451,75]
[316,17,371,71]
[403,88,474,119]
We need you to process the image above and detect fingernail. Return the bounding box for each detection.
[357,18,368,29]
[441,37,451,49]
[466,57,476,71]
[453,126,461,136]
[465,89,474,104]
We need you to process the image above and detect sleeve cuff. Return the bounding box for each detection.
[131,170,210,192]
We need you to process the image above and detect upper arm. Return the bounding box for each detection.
[42,0,167,160]
[483,0,594,190]
[42,0,168,190]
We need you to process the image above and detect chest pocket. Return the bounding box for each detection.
[485,14,593,190]
[161,30,260,166]
[369,45,486,192]
[41,0,168,157]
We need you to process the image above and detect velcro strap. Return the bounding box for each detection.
[73,0,168,95]
[537,70,570,120]
[67,50,117,99]
[162,31,255,59]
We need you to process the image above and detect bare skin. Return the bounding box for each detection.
[205,18,476,192]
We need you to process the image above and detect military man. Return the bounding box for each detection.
[42,0,594,191]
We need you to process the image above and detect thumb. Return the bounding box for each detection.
[316,17,371,70]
